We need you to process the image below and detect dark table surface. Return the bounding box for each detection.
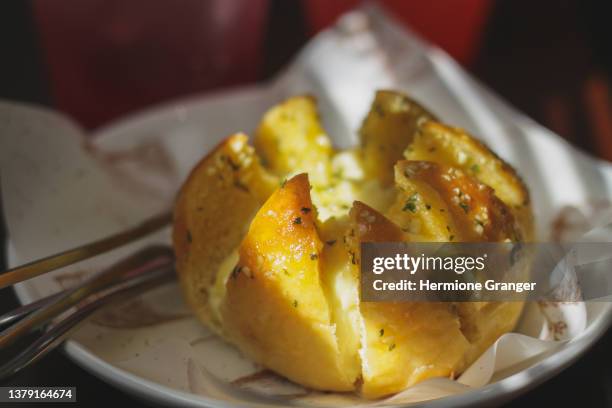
[1,0,611,406]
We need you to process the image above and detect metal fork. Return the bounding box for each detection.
[0,211,172,289]
[0,211,175,381]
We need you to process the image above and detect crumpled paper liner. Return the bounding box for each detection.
[2,4,612,407]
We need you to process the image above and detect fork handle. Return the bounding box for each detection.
[0,245,174,350]
[0,291,65,329]
[0,211,172,289]
[0,253,175,381]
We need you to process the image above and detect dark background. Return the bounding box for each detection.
[1,0,611,406]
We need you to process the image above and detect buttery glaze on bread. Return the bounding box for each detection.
[172,91,534,398]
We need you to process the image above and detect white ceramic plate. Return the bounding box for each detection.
[3,5,612,407]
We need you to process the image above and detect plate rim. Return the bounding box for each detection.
[12,272,612,407]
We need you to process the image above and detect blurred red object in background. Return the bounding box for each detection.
[303,0,491,67]
[33,0,269,129]
[33,0,490,129]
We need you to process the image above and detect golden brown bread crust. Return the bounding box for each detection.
[172,92,535,399]
[390,160,522,242]
[345,185,528,398]
[406,120,534,241]
[348,202,471,398]
[221,174,357,391]
[172,133,277,331]
[359,90,437,186]
[254,95,332,186]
